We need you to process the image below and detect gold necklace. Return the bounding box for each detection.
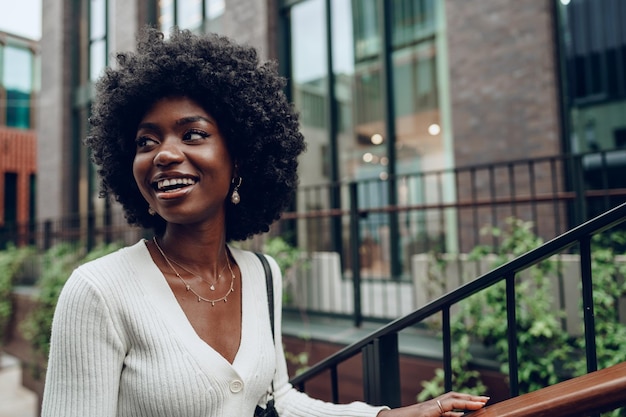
[168,257,228,291]
[153,237,236,306]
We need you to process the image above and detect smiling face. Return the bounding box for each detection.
[132,96,234,229]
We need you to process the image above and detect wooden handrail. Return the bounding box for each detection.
[469,361,626,417]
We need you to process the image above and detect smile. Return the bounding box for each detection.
[153,177,198,192]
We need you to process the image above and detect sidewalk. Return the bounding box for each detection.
[0,354,38,417]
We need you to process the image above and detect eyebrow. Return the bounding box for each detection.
[175,115,213,126]
[136,115,213,132]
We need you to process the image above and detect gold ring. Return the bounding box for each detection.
[437,399,445,415]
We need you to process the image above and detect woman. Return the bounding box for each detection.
[42,27,489,417]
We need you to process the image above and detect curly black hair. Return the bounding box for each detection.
[86,27,306,241]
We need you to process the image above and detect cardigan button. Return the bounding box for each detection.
[230,379,243,393]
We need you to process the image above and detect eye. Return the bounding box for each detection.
[183,129,210,142]
[135,136,158,149]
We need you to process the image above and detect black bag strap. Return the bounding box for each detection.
[255,252,275,341]
[254,252,279,416]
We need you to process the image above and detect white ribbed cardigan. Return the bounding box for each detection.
[42,240,388,417]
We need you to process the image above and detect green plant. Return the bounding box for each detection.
[284,340,310,376]
[262,236,311,373]
[21,242,123,361]
[419,218,572,400]
[569,232,626,417]
[419,219,626,417]
[0,244,36,343]
[262,236,308,304]
[262,236,303,275]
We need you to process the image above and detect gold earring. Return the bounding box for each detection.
[231,177,242,205]
[148,206,156,216]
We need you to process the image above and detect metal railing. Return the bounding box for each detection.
[289,202,626,409]
[275,150,626,323]
[3,150,626,321]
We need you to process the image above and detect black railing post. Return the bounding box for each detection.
[580,235,597,373]
[362,334,401,408]
[43,219,52,250]
[442,306,453,392]
[87,211,95,252]
[506,273,520,397]
[104,197,112,244]
[330,367,339,403]
[573,154,588,225]
[378,0,401,279]
[323,0,343,260]
[350,181,363,327]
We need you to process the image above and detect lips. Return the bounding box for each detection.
[155,177,197,191]
[151,175,199,195]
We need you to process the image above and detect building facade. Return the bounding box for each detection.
[37,0,626,256]
[0,31,38,244]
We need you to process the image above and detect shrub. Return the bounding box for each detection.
[21,242,123,361]
[0,244,36,343]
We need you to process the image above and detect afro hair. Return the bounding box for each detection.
[86,27,306,241]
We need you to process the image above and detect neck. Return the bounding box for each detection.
[157,224,228,270]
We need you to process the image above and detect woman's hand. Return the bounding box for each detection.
[377,392,490,417]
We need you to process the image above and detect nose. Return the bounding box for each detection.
[153,140,184,167]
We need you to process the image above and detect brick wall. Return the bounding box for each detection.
[0,127,37,227]
[446,0,562,164]
[222,0,271,61]
[445,0,568,248]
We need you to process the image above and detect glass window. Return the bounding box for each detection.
[90,0,106,39]
[392,0,435,47]
[3,45,33,128]
[353,0,379,61]
[290,0,329,189]
[159,0,175,32]
[558,0,626,154]
[158,0,224,33]
[205,0,224,20]
[177,0,202,30]
[89,0,107,81]
[334,0,384,185]
[4,173,18,225]
[89,40,106,82]
[287,0,440,190]
[286,0,441,272]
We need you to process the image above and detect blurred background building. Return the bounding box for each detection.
[33,0,626,263]
[0,31,38,245]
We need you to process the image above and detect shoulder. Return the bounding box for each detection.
[79,239,146,268]
[65,240,148,293]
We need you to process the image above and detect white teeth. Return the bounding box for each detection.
[156,178,196,190]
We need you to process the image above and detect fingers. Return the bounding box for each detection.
[435,392,490,415]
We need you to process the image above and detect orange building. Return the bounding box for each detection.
[0,31,38,244]
[0,127,36,228]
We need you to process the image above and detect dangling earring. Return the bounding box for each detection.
[148,206,156,216]
[231,177,242,205]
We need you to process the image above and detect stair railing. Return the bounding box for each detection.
[289,202,626,409]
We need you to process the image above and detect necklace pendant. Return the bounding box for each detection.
[186,285,191,291]
[210,284,216,291]
[211,301,216,307]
